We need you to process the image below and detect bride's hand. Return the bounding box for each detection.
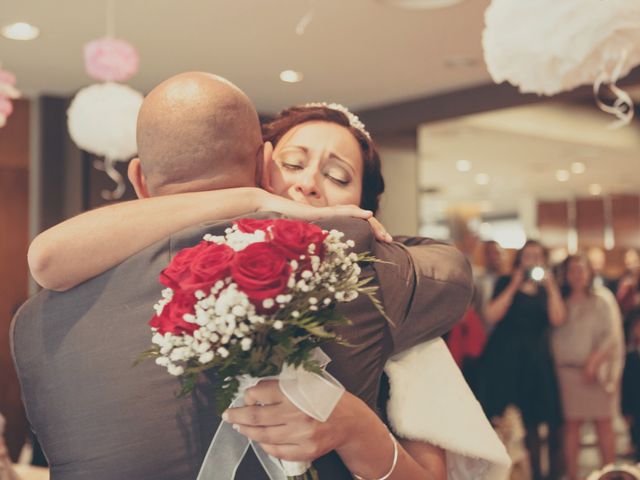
[367,217,393,243]
[223,380,446,479]
[257,191,392,243]
[222,380,362,462]
[258,191,372,222]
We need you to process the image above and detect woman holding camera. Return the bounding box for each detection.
[477,240,566,480]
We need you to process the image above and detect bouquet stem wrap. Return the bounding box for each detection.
[196,348,345,480]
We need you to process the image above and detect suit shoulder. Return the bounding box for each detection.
[394,239,472,290]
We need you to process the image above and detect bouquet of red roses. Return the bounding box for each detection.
[139,218,386,479]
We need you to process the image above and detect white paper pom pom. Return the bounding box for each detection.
[67,82,143,160]
[483,0,640,96]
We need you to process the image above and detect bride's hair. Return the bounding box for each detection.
[262,105,385,214]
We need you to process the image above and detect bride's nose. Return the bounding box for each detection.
[293,170,320,198]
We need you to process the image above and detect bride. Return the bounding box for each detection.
[28,78,510,479]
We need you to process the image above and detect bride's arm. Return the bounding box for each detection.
[28,187,372,292]
[224,382,446,479]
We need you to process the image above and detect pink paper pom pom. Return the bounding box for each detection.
[0,96,14,127]
[84,36,139,82]
[0,69,16,86]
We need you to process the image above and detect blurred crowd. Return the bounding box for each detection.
[447,240,640,480]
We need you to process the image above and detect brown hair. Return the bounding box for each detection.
[560,254,594,298]
[512,239,549,269]
[261,106,385,213]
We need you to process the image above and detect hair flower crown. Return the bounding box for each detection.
[303,102,371,140]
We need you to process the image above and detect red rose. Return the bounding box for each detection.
[270,219,327,261]
[231,242,290,303]
[160,241,208,290]
[149,291,198,335]
[180,243,235,292]
[235,218,275,234]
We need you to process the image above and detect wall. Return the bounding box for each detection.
[377,136,419,236]
[538,194,640,275]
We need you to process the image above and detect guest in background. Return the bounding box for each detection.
[474,240,506,333]
[617,248,640,319]
[552,255,618,480]
[446,306,486,385]
[477,239,566,480]
[587,246,617,293]
[622,307,640,462]
[0,414,19,480]
[447,240,504,385]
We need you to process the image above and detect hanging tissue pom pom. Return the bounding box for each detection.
[0,68,20,128]
[84,37,139,82]
[483,0,640,96]
[67,82,143,161]
[0,96,13,128]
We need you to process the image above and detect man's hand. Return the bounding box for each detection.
[222,380,358,462]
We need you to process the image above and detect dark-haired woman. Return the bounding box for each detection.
[477,240,566,480]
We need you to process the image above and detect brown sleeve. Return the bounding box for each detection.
[373,239,472,355]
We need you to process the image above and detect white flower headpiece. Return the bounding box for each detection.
[303,102,371,140]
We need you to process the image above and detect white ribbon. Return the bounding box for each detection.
[196,348,345,480]
[593,48,635,129]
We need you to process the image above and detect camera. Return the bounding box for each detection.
[524,266,546,282]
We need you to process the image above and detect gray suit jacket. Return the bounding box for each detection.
[12,215,472,480]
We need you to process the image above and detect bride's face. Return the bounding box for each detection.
[267,121,364,207]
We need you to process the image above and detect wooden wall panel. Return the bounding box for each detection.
[0,99,29,460]
[537,200,569,249]
[0,100,29,169]
[612,194,640,250]
[576,197,605,248]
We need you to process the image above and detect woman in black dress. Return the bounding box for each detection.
[477,240,566,480]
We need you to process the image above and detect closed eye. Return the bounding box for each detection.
[326,173,349,185]
[283,163,304,170]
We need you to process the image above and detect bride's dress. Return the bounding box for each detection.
[385,339,512,480]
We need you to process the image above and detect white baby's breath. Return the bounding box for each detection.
[148,221,369,383]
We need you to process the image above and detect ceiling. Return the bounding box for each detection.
[0,0,492,113]
[417,98,640,221]
[3,0,638,226]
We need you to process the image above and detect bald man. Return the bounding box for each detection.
[12,72,473,480]
[129,72,265,197]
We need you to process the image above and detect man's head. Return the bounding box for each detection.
[129,72,266,197]
[484,240,504,274]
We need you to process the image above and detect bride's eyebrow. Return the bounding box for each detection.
[281,145,308,154]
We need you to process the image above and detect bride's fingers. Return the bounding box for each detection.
[337,205,373,219]
[234,423,301,445]
[244,380,283,406]
[368,217,392,243]
[313,205,372,220]
[222,403,287,427]
[259,443,319,462]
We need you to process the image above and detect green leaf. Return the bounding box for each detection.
[132,346,160,367]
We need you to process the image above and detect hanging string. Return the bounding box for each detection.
[593,48,635,129]
[295,0,317,36]
[106,0,115,37]
[603,194,615,251]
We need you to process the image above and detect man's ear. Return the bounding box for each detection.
[259,141,275,193]
[127,158,150,198]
